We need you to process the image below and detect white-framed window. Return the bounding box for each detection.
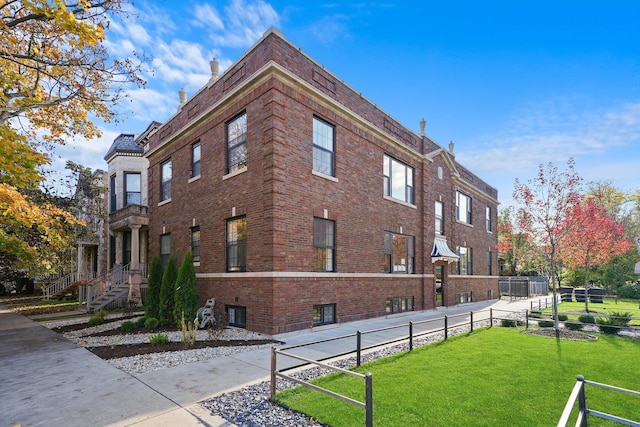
[227,112,247,174]
[383,155,414,204]
[313,117,335,176]
[125,172,141,206]
[456,191,472,224]
[487,250,492,276]
[191,226,200,263]
[160,233,171,266]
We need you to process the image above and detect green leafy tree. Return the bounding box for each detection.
[159,256,178,325]
[145,256,163,319]
[174,251,198,324]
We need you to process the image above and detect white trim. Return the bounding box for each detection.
[188,175,201,183]
[383,195,417,209]
[312,170,339,182]
[158,198,171,207]
[222,167,247,180]
[196,272,436,279]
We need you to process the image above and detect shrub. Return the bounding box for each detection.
[565,322,584,331]
[617,285,640,299]
[120,320,136,332]
[180,312,198,347]
[159,256,178,325]
[88,315,104,326]
[596,312,632,336]
[557,314,569,321]
[145,255,164,319]
[144,317,159,329]
[149,333,169,345]
[136,317,147,328]
[578,314,595,324]
[538,320,554,328]
[500,319,517,327]
[174,251,198,324]
[528,311,543,318]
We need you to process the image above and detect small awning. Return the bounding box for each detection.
[431,237,459,264]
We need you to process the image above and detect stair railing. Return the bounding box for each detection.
[43,272,78,300]
[86,264,130,312]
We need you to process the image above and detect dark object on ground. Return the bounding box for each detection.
[525,328,596,340]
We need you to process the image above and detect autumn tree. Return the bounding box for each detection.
[558,198,633,311]
[513,158,583,335]
[0,1,144,275]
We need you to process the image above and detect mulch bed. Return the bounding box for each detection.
[87,339,281,359]
[525,328,597,340]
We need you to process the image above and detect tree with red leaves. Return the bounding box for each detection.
[558,198,633,312]
[513,158,583,335]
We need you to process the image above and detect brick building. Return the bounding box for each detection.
[143,29,499,335]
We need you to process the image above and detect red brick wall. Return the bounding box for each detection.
[145,30,499,334]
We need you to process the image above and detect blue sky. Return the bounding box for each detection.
[55,0,640,208]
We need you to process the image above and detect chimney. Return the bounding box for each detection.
[419,118,426,136]
[448,140,454,153]
[178,88,187,111]
[210,58,219,82]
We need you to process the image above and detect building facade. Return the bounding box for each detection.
[143,29,499,335]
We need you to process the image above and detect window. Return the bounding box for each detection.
[227,112,247,173]
[383,155,414,204]
[384,231,414,274]
[227,306,246,328]
[191,226,200,263]
[486,206,492,232]
[313,303,336,326]
[435,201,444,234]
[313,218,335,272]
[487,250,493,276]
[457,292,472,303]
[160,234,171,266]
[160,159,172,202]
[226,217,247,272]
[110,175,117,212]
[313,117,335,176]
[457,246,472,275]
[386,297,414,314]
[456,191,472,224]
[191,141,201,178]
[124,172,141,206]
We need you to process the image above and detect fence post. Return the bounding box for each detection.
[365,373,373,427]
[525,310,529,329]
[470,311,474,332]
[576,375,587,427]
[530,300,533,311]
[409,321,414,351]
[86,284,93,313]
[444,316,448,340]
[270,347,277,398]
[357,331,362,367]
[489,308,493,327]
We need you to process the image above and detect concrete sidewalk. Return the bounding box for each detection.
[0,297,547,426]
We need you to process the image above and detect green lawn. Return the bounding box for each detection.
[274,328,640,426]
[550,298,640,325]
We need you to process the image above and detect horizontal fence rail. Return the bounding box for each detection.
[271,347,373,427]
[558,375,640,427]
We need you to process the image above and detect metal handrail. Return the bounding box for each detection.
[86,264,130,309]
[558,375,640,427]
[43,272,77,299]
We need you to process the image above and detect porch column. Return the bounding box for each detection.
[77,244,83,278]
[114,231,123,266]
[127,225,142,307]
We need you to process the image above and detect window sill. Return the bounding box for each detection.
[193,261,201,267]
[456,220,473,228]
[158,198,171,207]
[188,175,201,183]
[383,195,417,209]
[312,170,339,182]
[223,167,247,180]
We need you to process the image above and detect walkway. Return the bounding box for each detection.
[0,296,548,426]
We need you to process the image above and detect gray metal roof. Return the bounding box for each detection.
[103,133,142,160]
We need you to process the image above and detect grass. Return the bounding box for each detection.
[0,295,80,316]
[274,328,640,427]
[546,298,640,326]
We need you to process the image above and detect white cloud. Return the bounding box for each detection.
[193,4,225,31]
[208,0,280,48]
